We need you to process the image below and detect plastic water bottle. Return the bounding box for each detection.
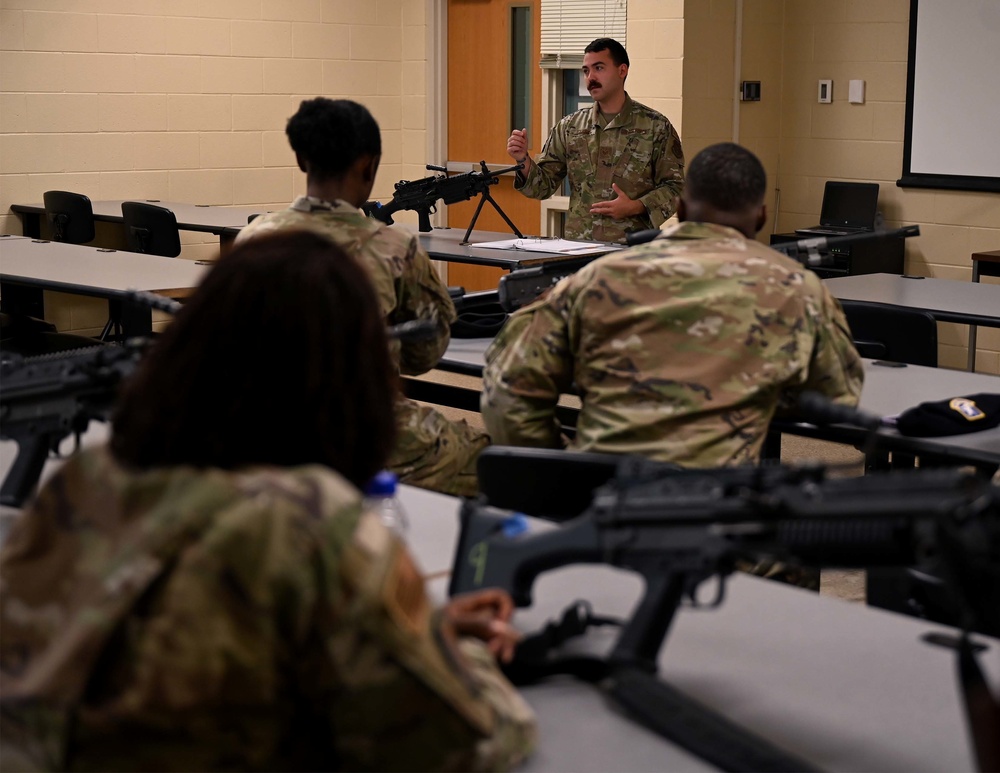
[362,470,409,536]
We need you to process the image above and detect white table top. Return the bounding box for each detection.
[401,482,998,773]
[0,237,208,298]
[824,272,1000,327]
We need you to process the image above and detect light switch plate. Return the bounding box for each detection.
[849,79,865,104]
[818,79,832,103]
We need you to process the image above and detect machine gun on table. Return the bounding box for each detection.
[450,456,1000,771]
[494,224,922,313]
[365,160,525,244]
[0,294,437,508]
[0,341,148,508]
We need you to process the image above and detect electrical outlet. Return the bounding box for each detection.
[818,79,832,103]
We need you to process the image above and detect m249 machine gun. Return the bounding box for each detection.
[365,161,525,244]
[0,341,148,508]
[0,315,442,509]
[495,224,922,313]
[450,457,1000,772]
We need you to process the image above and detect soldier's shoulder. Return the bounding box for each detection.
[630,100,674,128]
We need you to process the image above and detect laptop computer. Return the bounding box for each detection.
[795,181,879,237]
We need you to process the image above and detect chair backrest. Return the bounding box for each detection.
[839,299,938,367]
[42,190,95,244]
[121,202,182,257]
[477,446,625,521]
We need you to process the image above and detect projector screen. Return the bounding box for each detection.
[898,0,1000,192]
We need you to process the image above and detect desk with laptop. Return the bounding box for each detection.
[770,181,904,277]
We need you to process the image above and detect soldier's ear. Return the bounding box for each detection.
[295,152,308,174]
[755,204,767,234]
[676,197,688,223]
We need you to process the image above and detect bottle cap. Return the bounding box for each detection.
[501,513,529,538]
[363,470,398,497]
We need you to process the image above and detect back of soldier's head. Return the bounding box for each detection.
[286,98,382,180]
[111,230,397,489]
[685,143,766,213]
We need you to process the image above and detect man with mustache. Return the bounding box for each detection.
[506,38,684,243]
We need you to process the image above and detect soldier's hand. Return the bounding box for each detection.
[590,183,646,220]
[507,128,531,167]
[446,588,522,663]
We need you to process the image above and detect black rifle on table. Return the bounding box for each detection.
[0,290,438,508]
[0,340,148,508]
[364,161,525,244]
[495,224,922,313]
[450,455,1000,772]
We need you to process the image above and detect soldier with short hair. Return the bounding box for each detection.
[482,143,864,468]
[238,98,488,498]
[506,37,684,243]
[0,232,536,772]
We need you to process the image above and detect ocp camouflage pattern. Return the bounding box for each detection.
[481,222,864,467]
[516,94,684,243]
[238,198,488,496]
[0,447,536,771]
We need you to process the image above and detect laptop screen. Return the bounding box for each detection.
[820,182,879,229]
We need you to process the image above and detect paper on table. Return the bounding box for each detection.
[473,238,621,256]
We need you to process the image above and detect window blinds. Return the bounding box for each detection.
[540,0,627,69]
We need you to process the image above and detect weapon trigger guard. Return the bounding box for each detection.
[684,574,726,609]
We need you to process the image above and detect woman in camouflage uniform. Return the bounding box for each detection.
[0,232,535,771]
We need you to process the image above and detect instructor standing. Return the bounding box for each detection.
[506,38,684,243]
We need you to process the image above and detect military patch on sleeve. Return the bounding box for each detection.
[382,547,430,635]
[949,397,985,421]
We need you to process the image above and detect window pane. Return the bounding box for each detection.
[511,6,531,132]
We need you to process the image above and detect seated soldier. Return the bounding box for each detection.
[481,142,863,468]
[0,231,535,772]
[238,97,488,497]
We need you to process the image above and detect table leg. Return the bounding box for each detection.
[967,260,980,371]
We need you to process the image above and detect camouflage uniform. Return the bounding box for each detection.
[0,447,536,772]
[237,198,489,497]
[516,94,684,243]
[481,222,864,467]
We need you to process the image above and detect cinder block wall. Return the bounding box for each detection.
[1,0,427,333]
[635,0,999,374]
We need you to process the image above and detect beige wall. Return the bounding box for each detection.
[0,0,428,243]
[1,0,429,334]
[2,0,998,371]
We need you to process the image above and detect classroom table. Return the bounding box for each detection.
[0,431,995,773]
[419,339,1000,465]
[823,272,1000,371]
[407,484,999,772]
[0,238,207,336]
[416,226,617,270]
[10,200,268,244]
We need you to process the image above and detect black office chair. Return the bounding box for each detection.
[839,299,938,367]
[121,202,182,258]
[477,446,630,521]
[43,190,95,244]
[837,301,959,627]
